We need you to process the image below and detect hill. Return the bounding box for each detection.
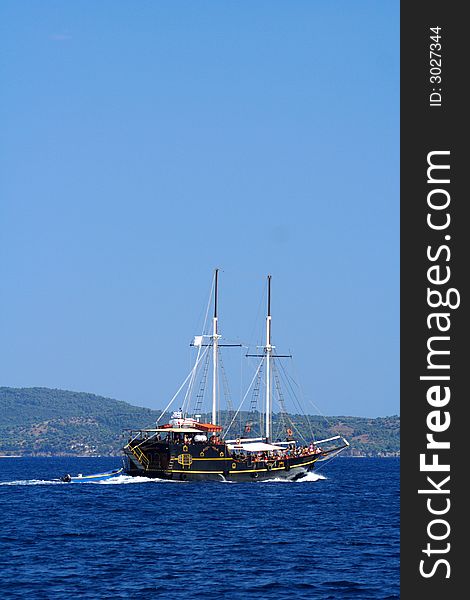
[0,387,399,457]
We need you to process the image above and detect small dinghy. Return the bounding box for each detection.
[60,468,123,483]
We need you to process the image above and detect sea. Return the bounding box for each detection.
[0,457,399,599]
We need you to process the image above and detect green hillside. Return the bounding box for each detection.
[0,387,399,457]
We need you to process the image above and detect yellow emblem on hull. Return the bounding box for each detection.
[177,454,193,466]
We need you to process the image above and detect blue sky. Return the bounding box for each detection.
[0,1,399,417]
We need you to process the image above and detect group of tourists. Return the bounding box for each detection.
[232,443,323,463]
[168,433,325,462]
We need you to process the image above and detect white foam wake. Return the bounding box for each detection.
[0,479,62,486]
[263,472,327,483]
[0,475,177,486]
[95,475,181,484]
[0,472,326,486]
[296,471,327,482]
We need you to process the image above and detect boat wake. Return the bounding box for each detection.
[296,472,327,482]
[0,479,63,486]
[0,475,179,486]
[0,472,326,486]
[263,472,327,483]
[95,475,181,484]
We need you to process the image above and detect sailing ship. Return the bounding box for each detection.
[123,270,349,481]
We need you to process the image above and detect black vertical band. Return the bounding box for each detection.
[401,2,465,597]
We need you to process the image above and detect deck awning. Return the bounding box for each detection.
[227,442,285,452]
[129,427,202,433]
[194,423,223,432]
[129,426,222,434]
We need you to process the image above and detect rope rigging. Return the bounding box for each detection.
[219,350,235,432]
[192,348,210,417]
[281,356,335,439]
[224,360,263,439]
[247,359,263,437]
[155,343,211,424]
[271,359,292,441]
[275,356,316,442]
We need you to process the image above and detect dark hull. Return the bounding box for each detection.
[123,440,320,482]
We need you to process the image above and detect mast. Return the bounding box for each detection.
[265,275,272,440]
[212,268,219,425]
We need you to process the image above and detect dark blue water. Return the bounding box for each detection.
[0,457,399,599]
